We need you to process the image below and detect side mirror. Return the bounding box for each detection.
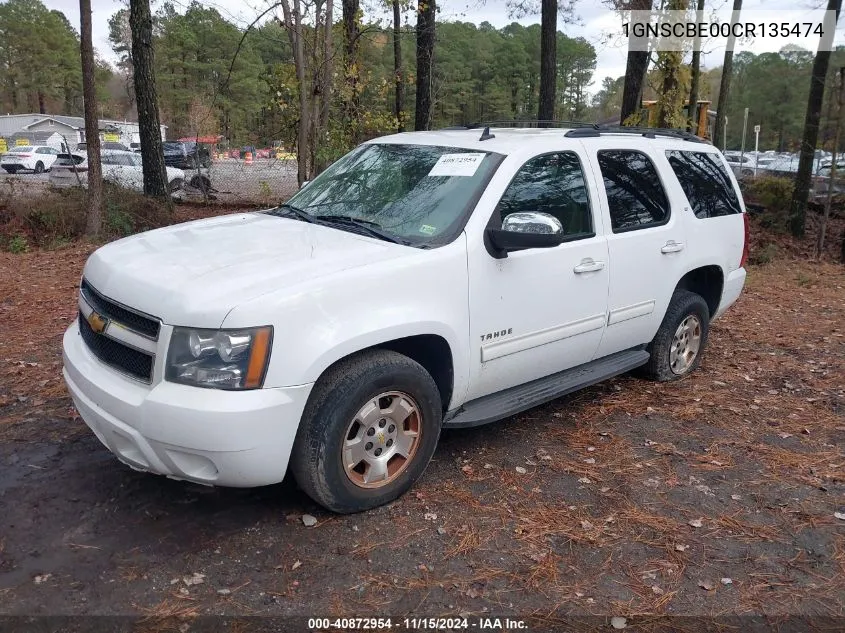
[487,212,564,256]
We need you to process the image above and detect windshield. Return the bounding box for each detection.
[278,143,501,246]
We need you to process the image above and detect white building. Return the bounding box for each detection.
[0,114,167,151]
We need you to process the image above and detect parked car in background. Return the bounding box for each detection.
[163,141,211,169]
[49,149,185,192]
[723,152,756,177]
[77,141,131,152]
[1,145,60,174]
[129,143,142,153]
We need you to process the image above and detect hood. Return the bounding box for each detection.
[83,212,411,327]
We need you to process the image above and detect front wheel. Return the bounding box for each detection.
[640,289,710,382]
[290,350,442,513]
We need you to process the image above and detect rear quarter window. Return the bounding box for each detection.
[666,150,742,219]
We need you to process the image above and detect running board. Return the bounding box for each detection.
[443,349,650,429]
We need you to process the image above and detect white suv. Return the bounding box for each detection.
[62,125,748,513]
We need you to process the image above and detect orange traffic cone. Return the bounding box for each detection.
[244,151,254,166]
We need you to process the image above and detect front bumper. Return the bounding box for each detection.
[63,320,313,487]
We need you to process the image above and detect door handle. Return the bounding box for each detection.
[661,240,685,254]
[573,258,605,274]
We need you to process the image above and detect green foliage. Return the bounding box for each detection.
[720,48,817,151]
[0,0,116,115]
[0,185,171,246]
[743,176,795,232]
[749,242,778,266]
[102,6,599,150]
[428,22,595,126]
[153,2,265,142]
[7,234,28,254]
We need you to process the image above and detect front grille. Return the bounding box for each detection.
[80,279,160,339]
[79,311,154,382]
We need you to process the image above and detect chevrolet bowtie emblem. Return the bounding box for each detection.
[87,310,108,334]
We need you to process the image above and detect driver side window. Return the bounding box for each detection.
[495,152,593,238]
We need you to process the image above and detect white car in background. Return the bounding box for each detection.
[1,145,61,174]
[50,149,185,192]
[723,152,756,177]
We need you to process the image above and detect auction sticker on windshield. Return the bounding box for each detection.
[428,153,485,177]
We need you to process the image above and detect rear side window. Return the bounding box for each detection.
[666,151,742,218]
[597,150,670,232]
[495,152,593,238]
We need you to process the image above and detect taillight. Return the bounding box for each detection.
[16,154,32,158]
[740,213,750,268]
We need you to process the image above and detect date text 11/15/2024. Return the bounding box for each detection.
[307,617,529,630]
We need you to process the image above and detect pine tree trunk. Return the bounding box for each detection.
[620,0,652,124]
[789,0,843,237]
[687,0,705,133]
[281,0,312,184]
[393,0,404,132]
[537,0,556,124]
[343,0,360,140]
[414,0,435,131]
[129,0,170,201]
[80,0,102,236]
[713,0,743,150]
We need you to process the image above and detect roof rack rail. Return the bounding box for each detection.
[564,125,705,143]
[466,120,598,130]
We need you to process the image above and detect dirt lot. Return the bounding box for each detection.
[0,217,843,631]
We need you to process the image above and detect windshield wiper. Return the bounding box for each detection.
[267,203,316,223]
[314,215,409,245]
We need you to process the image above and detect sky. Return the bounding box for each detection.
[43,0,843,95]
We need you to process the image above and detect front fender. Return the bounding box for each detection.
[222,235,472,406]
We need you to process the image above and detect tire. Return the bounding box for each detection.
[640,289,710,382]
[290,350,442,514]
[190,175,211,192]
[168,178,184,192]
[33,162,44,174]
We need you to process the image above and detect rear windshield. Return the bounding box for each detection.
[55,154,85,165]
[280,143,501,245]
[666,151,742,219]
[9,146,33,152]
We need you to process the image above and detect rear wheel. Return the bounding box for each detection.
[189,174,211,193]
[640,289,710,382]
[291,350,442,513]
[33,161,44,174]
[168,178,184,193]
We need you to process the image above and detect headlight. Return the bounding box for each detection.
[166,326,272,390]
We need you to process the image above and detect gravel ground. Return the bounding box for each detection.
[0,224,843,632]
